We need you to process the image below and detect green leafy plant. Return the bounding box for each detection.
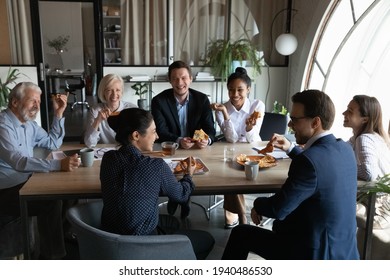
[131,82,148,100]
[358,174,390,221]
[272,101,289,115]
[203,38,262,81]
[358,174,390,196]
[0,67,23,109]
[47,35,70,53]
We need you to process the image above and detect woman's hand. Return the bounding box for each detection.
[210,103,229,120]
[97,107,111,121]
[210,103,225,112]
[185,156,196,176]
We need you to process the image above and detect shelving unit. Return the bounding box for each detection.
[102,3,121,65]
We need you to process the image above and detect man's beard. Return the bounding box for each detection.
[20,107,38,122]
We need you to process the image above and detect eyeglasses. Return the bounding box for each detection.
[289,116,311,123]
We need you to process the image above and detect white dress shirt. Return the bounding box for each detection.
[215,98,265,143]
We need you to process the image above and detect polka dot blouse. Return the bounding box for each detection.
[100,145,194,235]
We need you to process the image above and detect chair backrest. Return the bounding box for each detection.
[260,112,289,141]
[66,200,196,260]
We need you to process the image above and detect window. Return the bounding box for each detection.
[305,0,389,139]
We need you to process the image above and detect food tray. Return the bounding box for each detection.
[164,158,209,175]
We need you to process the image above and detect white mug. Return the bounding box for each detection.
[80,148,94,167]
[245,161,259,181]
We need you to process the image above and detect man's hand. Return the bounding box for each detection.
[180,137,195,149]
[194,138,208,149]
[270,133,291,152]
[250,207,262,225]
[60,153,80,172]
[52,93,68,119]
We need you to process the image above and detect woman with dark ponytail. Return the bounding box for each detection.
[100,108,215,259]
[210,67,265,229]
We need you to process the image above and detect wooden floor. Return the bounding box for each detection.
[61,95,271,260]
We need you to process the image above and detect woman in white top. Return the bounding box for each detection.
[84,74,137,147]
[343,95,390,258]
[211,67,265,228]
[343,95,390,181]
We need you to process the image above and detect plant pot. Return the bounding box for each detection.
[232,60,247,72]
[137,99,148,110]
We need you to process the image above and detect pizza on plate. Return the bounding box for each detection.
[236,154,277,168]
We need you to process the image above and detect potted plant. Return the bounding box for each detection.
[0,67,23,110]
[131,82,149,110]
[203,38,262,81]
[358,174,390,198]
[47,35,70,54]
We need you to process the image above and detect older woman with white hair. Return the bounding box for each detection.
[84,73,137,147]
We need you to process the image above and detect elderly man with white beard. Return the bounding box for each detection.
[0,82,80,259]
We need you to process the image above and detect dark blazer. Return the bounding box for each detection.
[254,134,359,260]
[151,88,216,143]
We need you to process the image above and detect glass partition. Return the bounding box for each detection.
[172,0,227,65]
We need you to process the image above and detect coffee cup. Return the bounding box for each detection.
[245,161,259,180]
[161,141,179,156]
[80,148,94,167]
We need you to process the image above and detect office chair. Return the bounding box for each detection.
[259,112,289,141]
[65,77,89,110]
[66,200,197,260]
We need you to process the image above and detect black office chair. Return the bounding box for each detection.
[260,112,289,141]
[65,77,89,110]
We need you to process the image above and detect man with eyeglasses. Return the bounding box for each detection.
[222,89,359,260]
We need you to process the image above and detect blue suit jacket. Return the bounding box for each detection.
[151,88,216,143]
[254,134,359,259]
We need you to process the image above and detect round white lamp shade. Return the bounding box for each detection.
[275,33,298,56]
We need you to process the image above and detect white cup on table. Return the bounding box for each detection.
[245,161,259,180]
[80,148,94,167]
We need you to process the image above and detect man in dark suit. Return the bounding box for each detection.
[151,60,216,218]
[222,89,360,260]
[151,60,216,148]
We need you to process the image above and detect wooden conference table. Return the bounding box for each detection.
[19,141,290,259]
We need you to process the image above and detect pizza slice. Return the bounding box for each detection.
[250,110,261,120]
[257,141,274,155]
[192,129,209,141]
[109,111,120,116]
[258,155,277,168]
[173,156,200,174]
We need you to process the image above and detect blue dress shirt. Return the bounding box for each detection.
[0,108,65,189]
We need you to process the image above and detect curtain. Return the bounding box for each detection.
[173,0,227,65]
[7,0,34,64]
[122,0,167,65]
